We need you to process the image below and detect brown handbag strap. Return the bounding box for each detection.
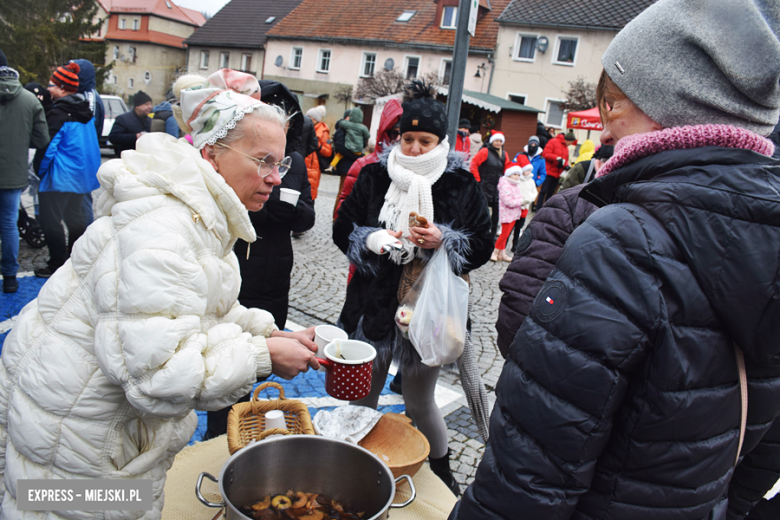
[734,342,748,469]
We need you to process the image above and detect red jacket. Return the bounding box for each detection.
[334,98,403,219]
[541,133,573,178]
[469,145,511,182]
[455,131,470,158]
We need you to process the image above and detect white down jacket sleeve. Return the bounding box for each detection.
[91,212,275,418]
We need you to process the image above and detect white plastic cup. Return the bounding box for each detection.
[279,188,300,206]
[315,325,348,373]
[265,409,287,431]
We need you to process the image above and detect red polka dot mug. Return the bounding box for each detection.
[315,340,376,401]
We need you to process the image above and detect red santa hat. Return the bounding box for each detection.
[504,157,532,177]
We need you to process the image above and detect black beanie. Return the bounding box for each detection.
[133,90,152,107]
[399,80,448,141]
[0,49,7,67]
[458,118,471,129]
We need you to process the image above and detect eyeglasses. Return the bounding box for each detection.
[48,84,57,88]
[215,143,292,179]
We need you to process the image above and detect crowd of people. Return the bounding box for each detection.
[0,0,779,518]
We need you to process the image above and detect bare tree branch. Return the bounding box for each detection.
[563,76,597,112]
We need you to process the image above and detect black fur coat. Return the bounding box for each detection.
[333,147,493,367]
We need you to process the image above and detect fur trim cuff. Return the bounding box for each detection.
[437,223,471,275]
[347,224,385,277]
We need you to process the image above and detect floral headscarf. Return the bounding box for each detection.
[179,68,264,149]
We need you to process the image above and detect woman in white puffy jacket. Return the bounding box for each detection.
[0,69,321,519]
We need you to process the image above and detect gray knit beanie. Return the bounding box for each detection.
[602,0,780,136]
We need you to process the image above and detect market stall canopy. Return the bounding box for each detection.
[567,107,603,131]
[437,87,544,114]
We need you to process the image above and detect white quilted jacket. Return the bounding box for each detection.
[0,133,277,519]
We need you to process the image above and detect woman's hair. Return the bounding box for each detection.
[170,73,287,150]
[596,69,631,125]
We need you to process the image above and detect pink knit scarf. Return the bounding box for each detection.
[596,125,776,179]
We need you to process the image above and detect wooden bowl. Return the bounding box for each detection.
[358,412,430,478]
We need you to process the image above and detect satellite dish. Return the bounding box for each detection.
[537,36,549,54]
[384,58,394,71]
[275,55,283,67]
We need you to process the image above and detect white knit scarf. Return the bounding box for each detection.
[379,137,450,264]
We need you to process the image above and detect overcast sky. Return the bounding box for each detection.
[176,0,230,18]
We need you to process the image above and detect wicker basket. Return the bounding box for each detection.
[226,381,315,455]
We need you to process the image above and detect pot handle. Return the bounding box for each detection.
[390,474,416,508]
[196,472,224,508]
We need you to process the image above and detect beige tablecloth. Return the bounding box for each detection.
[162,435,457,520]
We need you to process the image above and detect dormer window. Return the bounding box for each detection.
[397,11,416,22]
[441,6,457,29]
[265,16,276,23]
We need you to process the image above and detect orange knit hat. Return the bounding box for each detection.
[50,62,80,93]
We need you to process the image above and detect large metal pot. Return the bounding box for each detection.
[196,435,416,520]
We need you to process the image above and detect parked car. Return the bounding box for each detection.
[100,95,128,150]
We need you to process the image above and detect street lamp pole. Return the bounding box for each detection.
[445,0,473,149]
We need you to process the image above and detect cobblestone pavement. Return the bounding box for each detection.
[11,166,513,493]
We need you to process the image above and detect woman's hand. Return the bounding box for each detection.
[409,223,442,249]
[266,336,320,379]
[271,327,317,352]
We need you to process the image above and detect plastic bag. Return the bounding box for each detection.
[395,247,468,367]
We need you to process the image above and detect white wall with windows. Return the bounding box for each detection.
[263,39,488,94]
[187,47,264,77]
[491,25,616,131]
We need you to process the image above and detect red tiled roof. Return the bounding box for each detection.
[104,29,187,48]
[267,0,510,53]
[98,0,205,27]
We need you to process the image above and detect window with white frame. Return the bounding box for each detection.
[200,50,209,69]
[405,56,420,79]
[120,18,126,30]
[361,52,376,77]
[128,77,134,88]
[514,34,538,61]
[397,11,416,22]
[290,47,303,69]
[545,98,566,127]
[440,58,452,85]
[441,6,457,28]
[128,46,136,63]
[220,52,229,68]
[317,49,331,73]
[507,93,527,105]
[241,53,252,71]
[132,18,139,30]
[554,36,579,65]
[113,45,119,60]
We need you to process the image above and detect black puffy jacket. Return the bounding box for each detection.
[453,141,780,520]
[234,152,315,328]
[495,184,597,357]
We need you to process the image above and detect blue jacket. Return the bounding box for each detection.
[152,101,180,138]
[39,94,101,194]
[514,148,546,187]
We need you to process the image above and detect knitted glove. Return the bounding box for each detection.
[366,230,402,255]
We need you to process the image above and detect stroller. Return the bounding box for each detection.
[18,159,45,249]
